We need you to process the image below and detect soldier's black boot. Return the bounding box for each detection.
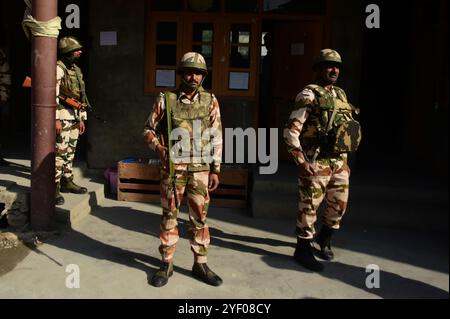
[55,183,65,206]
[60,176,88,194]
[315,226,335,261]
[294,238,324,272]
[192,263,223,286]
[150,262,173,287]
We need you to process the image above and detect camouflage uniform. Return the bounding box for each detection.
[54,37,88,204]
[55,59,87,185]
[285,86,354,239]
[144,87,222,264]
[284,48,361,264]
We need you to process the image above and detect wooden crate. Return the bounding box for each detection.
[117,160,249,208]
[210,165,249,209]
[117,159,161,203]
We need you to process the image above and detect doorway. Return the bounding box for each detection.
[259,19,324,161]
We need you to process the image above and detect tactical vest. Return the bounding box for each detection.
[165,88,214,172]
[57,60,85,103]
[300,84,361,155]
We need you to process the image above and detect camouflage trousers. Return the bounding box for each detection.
[55,120,80,184]
[159,170,211,264]
[296,157,350,239]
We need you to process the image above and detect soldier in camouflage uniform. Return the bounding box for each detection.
[143,52,223,287]
[55,36,88,205]
[284,49,361,272]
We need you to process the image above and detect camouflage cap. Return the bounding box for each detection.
[313,49,342,69]
[177,52,208,74]
[58,36,83,55]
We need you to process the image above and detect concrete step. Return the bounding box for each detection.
[56,161,105,227]
[55,177,105,227]
[1,157,106,228]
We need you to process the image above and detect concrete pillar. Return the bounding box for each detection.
[30,0,58,230]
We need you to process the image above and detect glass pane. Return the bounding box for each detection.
[229,72,249,90]
[225,0,259,13]
[230,25,251,44]
[202,70,213,90]
[152,0,183,11]
[156,45,177,66]
[155,69,176,88]
[230,46,250,68]
[192,44,213,67]
[188,0,220,12]
[156,22,177,41]
[193,23,214,42]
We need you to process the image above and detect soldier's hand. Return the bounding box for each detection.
[208,173,219,192]
[300,161,317,175]
[79,121,86,135]
[56,120,63,135]
[156,144,169,171]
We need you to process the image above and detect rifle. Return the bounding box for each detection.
[23,75,107,124]
[164,92,179,210]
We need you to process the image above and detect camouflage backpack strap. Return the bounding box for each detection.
[164,91,180,208]
[198,88,213,107]
[305,84,328,99]
[57,60,67,75]
[334,86,360,114]
[73,65,88,105]
[333,86,348,103]
[164,92,176,179]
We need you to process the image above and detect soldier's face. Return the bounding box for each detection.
[183,69,204,90]
[320,63,340,84]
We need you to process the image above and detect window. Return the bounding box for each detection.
[222,21,258,96]
[145,2,261,97]
[191,23,214,89]
[146,17,182,92]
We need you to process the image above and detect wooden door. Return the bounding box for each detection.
[267,20,324,161]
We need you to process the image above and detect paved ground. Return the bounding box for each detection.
[0,154,448,299]
[0,197,448,299]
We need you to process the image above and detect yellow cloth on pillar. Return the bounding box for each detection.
[22,0,62,39]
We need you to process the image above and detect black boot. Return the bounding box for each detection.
[150,262,173,287]
[192,263,223,286]
[294,238,324,272]
[55,183,65,206]
[60,176,87,194]
[315,226,335,261]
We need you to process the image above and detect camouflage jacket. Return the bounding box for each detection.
[143,87,223,174]
[56,60,87,122]
[284,84,360,164]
